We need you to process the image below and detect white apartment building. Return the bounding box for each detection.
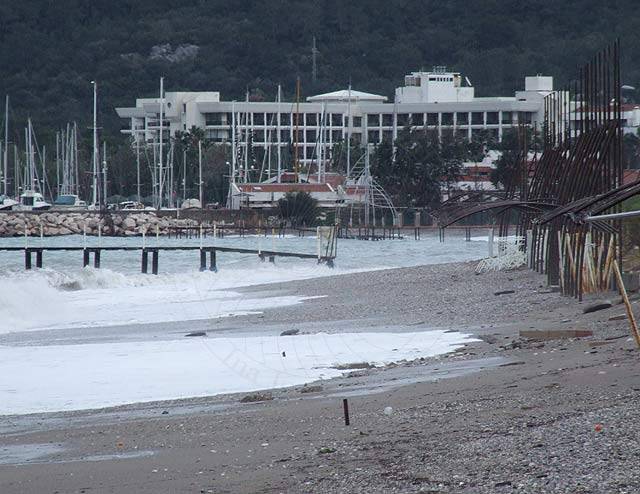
[116,68,554,174]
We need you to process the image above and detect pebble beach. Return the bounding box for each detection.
[1,261,639,493]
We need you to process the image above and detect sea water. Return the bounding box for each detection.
[0,232,487,414]
[0,232,488,332]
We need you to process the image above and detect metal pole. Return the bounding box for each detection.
[102,141,107,207]
[277,85,281,183]
[347,84,352,177]
[136,135,141,203]
[198,140,203,207]
[3,95,8,196]
[91,81,98,207]
[231,101,236,183]
[158,76,164,209]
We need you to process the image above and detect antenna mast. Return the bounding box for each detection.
[312,37,318,84]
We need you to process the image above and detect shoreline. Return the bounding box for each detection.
[1,261,640,492]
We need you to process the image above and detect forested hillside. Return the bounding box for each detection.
[2,0,640,143]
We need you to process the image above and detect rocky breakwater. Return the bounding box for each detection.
[0,212,202,237]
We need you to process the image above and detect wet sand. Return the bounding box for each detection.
[1,262,639,493]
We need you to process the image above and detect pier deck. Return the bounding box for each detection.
[0,245,333,274]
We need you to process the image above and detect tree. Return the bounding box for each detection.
[490,128,540,189]
[277,191,318,226]
[371,129,463,208]
[623,132,640,169]
[330,138,365,175]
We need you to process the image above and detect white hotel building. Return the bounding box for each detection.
[116,69,554,168]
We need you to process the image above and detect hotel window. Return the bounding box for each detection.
[253,113,265,125]
[486,112,499,125]
[367,114,380,126]
[254,130,265,142]
[280,113,291,125]
[397,113,409,126]
[411,113,424,126]
[331,113,342,126]
[204,112,225,126]
[306,129,317,141]
[382,130,393,141]
[266,113,276,125]
[332,130,342,141]
[306,113,317,126]
[456,112,469,125]
[206,129,228,142]
[518,112,533,124]
[501,112,512,125]
[382,113,393,126]
[427,113,438,126]
[367,130,379,142]
[441,113,453,125]
[280,129,290,141]
[471,112,484,125]
[353,116,362,127]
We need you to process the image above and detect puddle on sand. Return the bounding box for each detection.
[326,356,506,398]
[0,443,65,465]
[0,443,155,466]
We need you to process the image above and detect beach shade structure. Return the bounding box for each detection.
[432,40,624,300]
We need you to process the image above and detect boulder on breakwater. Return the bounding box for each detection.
[0,211,207,237]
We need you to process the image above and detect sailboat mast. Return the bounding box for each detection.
[231,101,236,184]
[277,85,282,183]
[13,144,18,198]
[42,145,46,198]
[198,140,203,207]
[27,120,33,190]
[56,132,61,196]
[91,81,98,206]
[244,91,249,183]
[346,84,352,178]
[3,95,8,196]
[136,135,141,202]
[294,77,301,182]
[102,141,107,206]
[182,150,186,205]
[158,76,164,209]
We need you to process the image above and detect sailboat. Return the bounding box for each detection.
[0,96,16,210]
[54,122,86,209]
[17,119,51,211]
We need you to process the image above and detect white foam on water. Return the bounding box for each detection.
[0,330,477,415]
[0,234,489,333]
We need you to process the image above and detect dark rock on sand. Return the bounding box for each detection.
[583,301,613,313]
[280,329,300,336]
[494,290,515,296]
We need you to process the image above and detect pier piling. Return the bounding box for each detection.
[151,250,159,275]
[36,249,43,268]
[200,249,207,271]
[210,249,217,272]
[141,249,148,274]
[24,250,32,270]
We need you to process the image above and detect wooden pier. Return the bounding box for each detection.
[1,245,334,275]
